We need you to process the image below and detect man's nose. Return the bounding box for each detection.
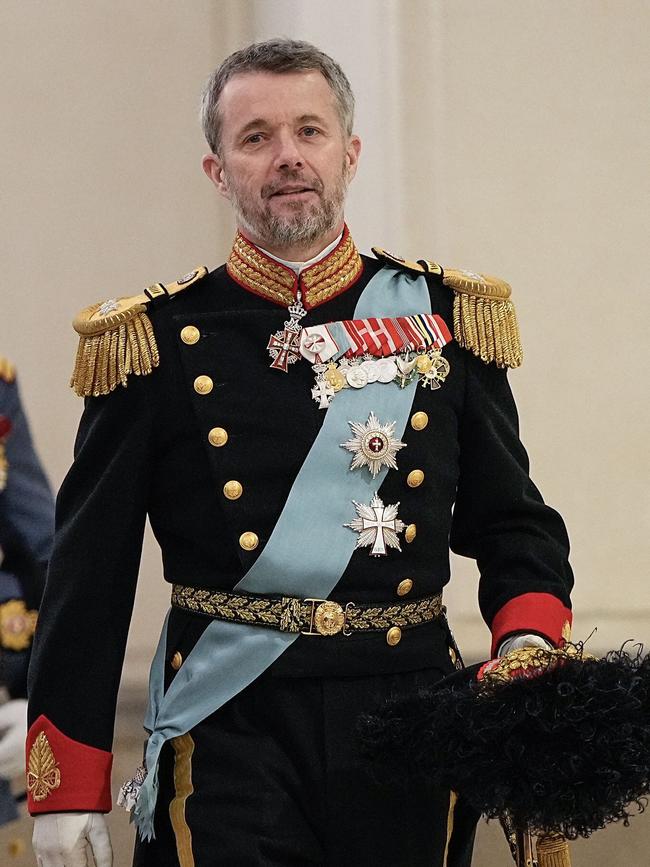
[272,132,304,171]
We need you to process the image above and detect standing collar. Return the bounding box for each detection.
[226,224,364,310]
[259,231,343,275]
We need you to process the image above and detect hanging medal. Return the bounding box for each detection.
[267,290,308,372]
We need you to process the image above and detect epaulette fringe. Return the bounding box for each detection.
[70,266,207,397]
[0,356,16,384]
[444,269,522,369]
[70,304,159,398]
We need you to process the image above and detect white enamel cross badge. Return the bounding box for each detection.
[345,494,406,557]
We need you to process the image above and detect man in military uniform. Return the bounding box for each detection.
[27,39,573,866]
[0,357,54,826]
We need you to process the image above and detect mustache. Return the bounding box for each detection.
[261,172,324,199]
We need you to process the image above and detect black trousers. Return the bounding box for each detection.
[133,663,478,867]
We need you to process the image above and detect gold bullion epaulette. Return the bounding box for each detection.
[372,247,521,368]
[70,266,208,397]
[0,356,16,383]
[443,268,521,368]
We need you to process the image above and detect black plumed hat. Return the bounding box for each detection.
[360,644,650,839]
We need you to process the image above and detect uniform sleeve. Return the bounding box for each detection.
[449,354,573,657]
[0,378,55,698]
[26,374,155,814]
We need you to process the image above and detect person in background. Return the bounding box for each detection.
[0,356,54,826]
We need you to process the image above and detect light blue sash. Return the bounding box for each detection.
[134,267,431,838]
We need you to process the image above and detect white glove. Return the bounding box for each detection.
[32,812,113,867]
[498,632,553,656]
[0,697,28,777]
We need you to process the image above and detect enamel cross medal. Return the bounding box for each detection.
[345,494,406,557]
[267,291,308,372]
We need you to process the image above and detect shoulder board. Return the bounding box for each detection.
[0,357,16,384]
[443,268,522,368]
[371,246,443,277]
[70,266,207,397]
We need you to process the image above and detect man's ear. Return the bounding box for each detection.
[202,153,230,200]
[345,135,362,182]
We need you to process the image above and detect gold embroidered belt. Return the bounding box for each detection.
[171,584,444,638]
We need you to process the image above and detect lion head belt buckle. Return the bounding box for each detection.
[302,599,354,637]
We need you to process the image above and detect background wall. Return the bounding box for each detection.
[3,0,647,671]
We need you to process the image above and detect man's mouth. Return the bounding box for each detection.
[269,186,316,198]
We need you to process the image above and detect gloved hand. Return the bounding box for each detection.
[0,697,27,777]
[32,812,113,867]
[497,632,552,656]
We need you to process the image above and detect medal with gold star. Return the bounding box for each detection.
[340,412,406,478]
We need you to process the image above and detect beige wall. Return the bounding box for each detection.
[2,0,648,684]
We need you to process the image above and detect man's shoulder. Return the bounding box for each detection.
[69,265,211,398]
[371,247,522,369]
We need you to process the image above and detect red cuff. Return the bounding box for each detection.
[490,592,572,657]
[26,715,113,814]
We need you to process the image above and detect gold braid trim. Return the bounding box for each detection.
[169,734,196,867]
[536,833,572,867]
[480,644,586,688]
[301,232,363,306]
[444,268,522,368]
[227,228,363,308]
[228,234,296,306]
[69,267,207,397]
[0,356,16,383]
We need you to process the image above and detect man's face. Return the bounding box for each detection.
[202,70,361,252]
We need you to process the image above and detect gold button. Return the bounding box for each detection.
[386,626,402,646]
[396,578,413,597]
[239,531,259,551]
[208,427,228,447]
[180,325,200,345]
[223,480,243,500]
[405,523,417,543]
[194,375,213,395]
[407,469,425,488]
[170,651,183,670]
[410,411,429,431]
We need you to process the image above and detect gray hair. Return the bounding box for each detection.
[200,38,355,154]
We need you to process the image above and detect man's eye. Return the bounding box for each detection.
[245,134,264,144]
[302,127,319,137]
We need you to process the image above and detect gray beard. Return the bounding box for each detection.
[227,168,348,249]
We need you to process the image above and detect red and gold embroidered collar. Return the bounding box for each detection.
[227,224,363,310]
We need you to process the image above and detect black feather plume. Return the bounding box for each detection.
[360,645,650,839]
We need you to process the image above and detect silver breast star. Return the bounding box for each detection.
[340,412,406,478]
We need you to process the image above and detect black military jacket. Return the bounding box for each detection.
[27,229,573,814]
